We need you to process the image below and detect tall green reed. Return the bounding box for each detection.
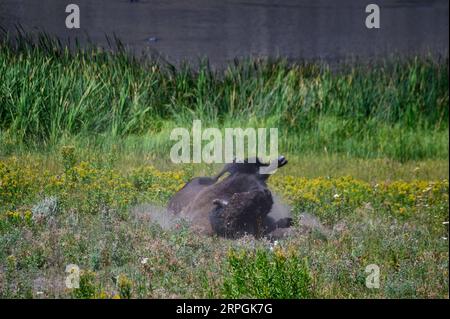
[0,30,448,161]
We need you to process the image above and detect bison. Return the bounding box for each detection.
[167,156,292,239]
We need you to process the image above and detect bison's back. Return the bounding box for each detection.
[167,177,217,215]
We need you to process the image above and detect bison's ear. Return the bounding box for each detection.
[213,199,228,208]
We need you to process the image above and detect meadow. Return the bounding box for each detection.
[0,32,448,298]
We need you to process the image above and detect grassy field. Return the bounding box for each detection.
[0,32,448,160]
[0,33,448,298]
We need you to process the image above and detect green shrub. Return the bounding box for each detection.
[223,247,313,298]
[72,270,97,299]
[117,274,133,299]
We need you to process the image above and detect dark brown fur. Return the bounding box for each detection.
[168,156,291,238]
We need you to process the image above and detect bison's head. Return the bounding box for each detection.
[210,189,274,239]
